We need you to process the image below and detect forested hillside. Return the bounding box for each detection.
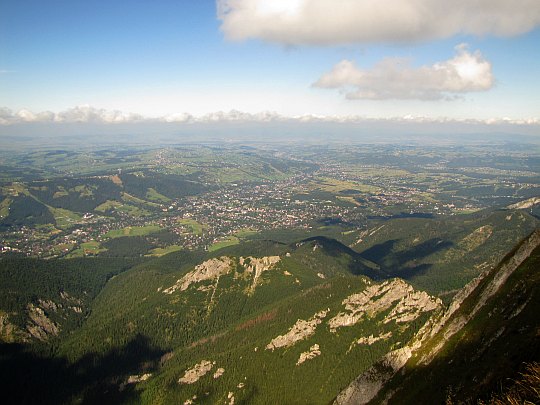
[0,257,141,344]
[1,236,440,404]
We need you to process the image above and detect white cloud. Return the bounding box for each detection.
[54,105,146,123]
[196,109,282,123]
[217,0,540,45]
[313,44,494,100]
[162,112,194,123]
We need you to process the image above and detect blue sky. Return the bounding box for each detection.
[1,0,539,123]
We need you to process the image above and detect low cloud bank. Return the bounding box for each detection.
[1,105,537,127]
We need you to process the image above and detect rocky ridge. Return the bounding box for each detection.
[266,310,329,351]
[354,332,393,346]
[328,279,441,332]
[334,230,540,405]
[296,344,321,365]
[178,360,216,384]
[507,196,540,209]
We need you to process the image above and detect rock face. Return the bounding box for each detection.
[266,310,329,351]
[178,360,215,384]
[334,230,540,405]
[240,256,281,294]
[38,299,58,312]
[119,373,152,392]
[60,291,83,306]
[355,332,392,346]
[328,279,440,332]
[383,290,441,324]
[296,344,321,365]
[460,225,493,250]
[507,196,540,209]
[334,345,414,405]
[127,373,152,384]
[165,258,234,294]
[0,312,12,341]
[213,367,225,379]
[164,256,280,295]
[26,303,60,341]
[332,278,441,405]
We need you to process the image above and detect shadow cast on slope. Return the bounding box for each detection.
[294,236,383,280]
[360,239,399,264]
[0,334,166,405]
[359,238,453,281]
[394,238,452,265]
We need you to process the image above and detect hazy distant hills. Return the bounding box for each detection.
[3,118,540,149]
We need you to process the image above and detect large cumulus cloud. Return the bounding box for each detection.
[218,0,540,45]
